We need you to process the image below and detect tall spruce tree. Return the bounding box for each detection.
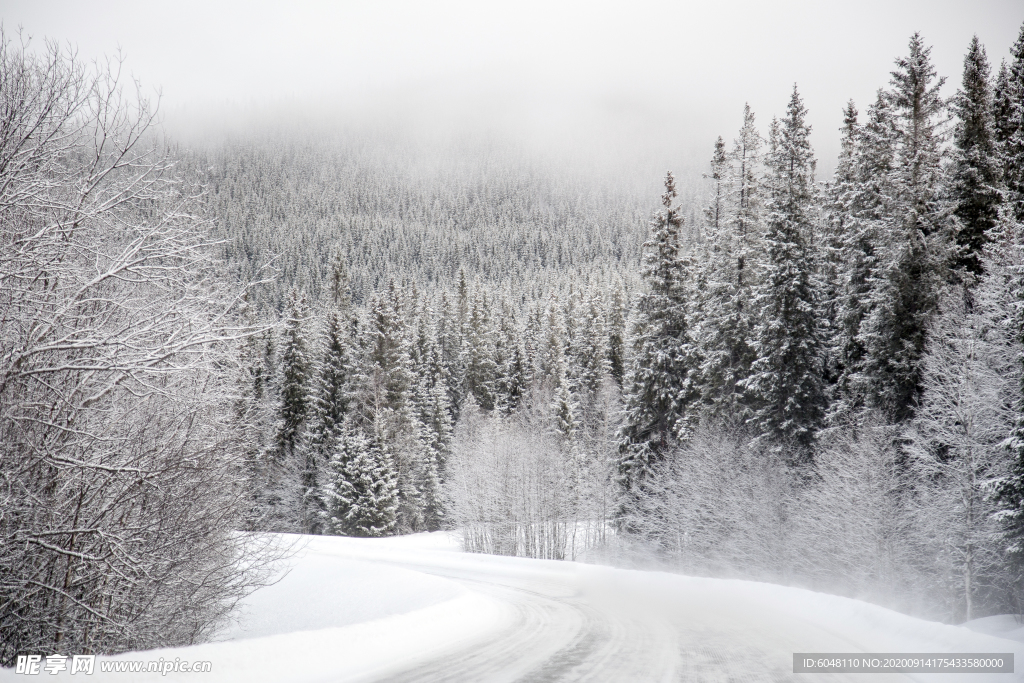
[822,100,861,399]
[306,258,357,532]
[463,291,498,411]
[998,25,1024,221]
[831,92,899,418]
[351,281,426,532]
[274,288,316,530]
[858,33,951,423]
[619,172,701,490]
[277,288,311,463]
[730,103,764,292]
[994,22,1024,602]
[697,108,763,425]
[951,36,1002,278]
[494,301,530,415]
[744,87,826,453]
[606,278,628,387]
[704,136,728,233]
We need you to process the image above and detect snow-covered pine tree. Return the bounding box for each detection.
[351,281,427,532]
[494,299,530,414]
[436,290,467,422]
[321,424,399,537]
[306,256,357,533]
[409,305,452,530]
[821,101,861,403]
[729,103,764,291]
[553,354,581,444]
[830,92,898,418]
[951,36,1003,279]
[858,33,951,423]
[993,60,1015,163]
[995,218,1024,592]
[606,278,628,387]
[463,291,498,411]
[697,110,763,426]
[277,288,311,461]
[569,287,611,405]
[996,24,1024,222]
[703,136,728,233]
[619,172,701,490]
[744,87,826,454]
[537,294,567,381]
[273,287,313,529]
[823,101,860,322]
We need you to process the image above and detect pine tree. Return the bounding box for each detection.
[273,288,316,530]
[409,305,452,530]
[997,24,1024,221]
[823,100,860,318]
[436,290,466,422]
[619,172,701,490]
[351,281,428,532]
[822,101,860,400]
[951,36,1002,278]
[993,60,1015,159]
[703,136,728,233]
[606,278,628,387]
[494,300,529,414]
[744,87,826,453]
[697,107,763,424]
[553,352,580,443]
[277,288,311,462]
[569,288,611,403]
[830,92,898,418]
[306,258,357,531]
[857,33,950,423]
[729,103,764,291]
[463,291,498,411]
[321,425,399,537]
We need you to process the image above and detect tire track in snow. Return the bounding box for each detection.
[332,544,967,683]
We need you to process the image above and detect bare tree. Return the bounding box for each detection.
[795,418,924,613]
[623,426,796,581]
[0,34,271,663]
[444,384,617,560]
[907,280,1019,621]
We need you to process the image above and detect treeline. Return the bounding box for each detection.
[232,27,1024,624]
[619,31,1024,622]
[237,261,629,544]
[181,133,698,312]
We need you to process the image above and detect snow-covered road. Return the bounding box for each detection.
[8,532,1023,682]
[326,534,1022,683]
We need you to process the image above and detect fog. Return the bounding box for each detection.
[5,0,1023,180]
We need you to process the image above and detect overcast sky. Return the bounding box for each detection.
[4,0,1023,179]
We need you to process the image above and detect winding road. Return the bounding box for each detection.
[323,536,1017,683]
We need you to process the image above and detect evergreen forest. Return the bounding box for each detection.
[5,23,1024,663]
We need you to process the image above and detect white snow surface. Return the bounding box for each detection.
[963,615,1024,644]
[6,532,1024,682]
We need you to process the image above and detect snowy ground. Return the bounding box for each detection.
[5,532,1024,682]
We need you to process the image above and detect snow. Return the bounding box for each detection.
[963,615,1024,644]
[217,536,463,640]
[5,532,1024,682]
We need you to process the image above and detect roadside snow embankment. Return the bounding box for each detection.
[4,532,1024,683]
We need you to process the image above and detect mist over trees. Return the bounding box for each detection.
[6,19,1024,662]
[203,25,1024,625]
